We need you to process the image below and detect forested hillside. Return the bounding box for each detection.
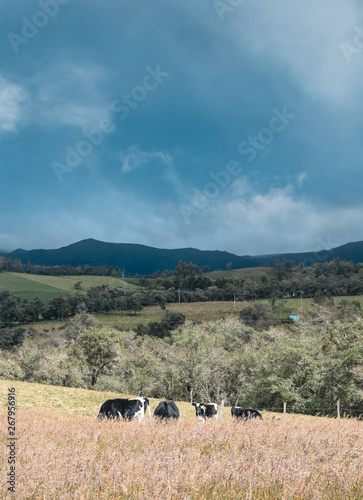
[2,237,363,275]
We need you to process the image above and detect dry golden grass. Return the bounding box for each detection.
[1,412,362,499]
[0,380,362,499]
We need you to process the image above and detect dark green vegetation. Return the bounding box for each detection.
[2,237,363,275]
[0,310,362,416]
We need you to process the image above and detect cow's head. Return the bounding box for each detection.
[192,402,206,419]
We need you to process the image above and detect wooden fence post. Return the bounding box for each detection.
[337,400,340,419]
[283,402,287,420]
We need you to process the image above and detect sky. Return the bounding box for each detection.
[1,0,363,256]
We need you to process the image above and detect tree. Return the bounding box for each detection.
[319,320,363,410]
[0,291,21,327]
[136,310,186,339]
[239,303,280,330]
[122,294,144,315]
[0,327,26,350]
[173,260,203,291]
[272,259,295,280]
[63,311,100,342]
[44,296,71,321]
[174,325,211,401]
[74,281,82,290]
[161,310,186,331]
[22,297,45,322]
[69,327,119,388]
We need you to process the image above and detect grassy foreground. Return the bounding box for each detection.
[0,380,362,499]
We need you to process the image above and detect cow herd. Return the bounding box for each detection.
[97,398,262,423]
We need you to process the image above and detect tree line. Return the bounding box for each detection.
[160,258,363,298]
[2,256,363,297]
[0,257,124,277]
[1,258,363,328]
[0,311,362,416]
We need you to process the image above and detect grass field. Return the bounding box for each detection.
[11,301,248,333]
[0,272,140,304]
[89,295,363,330]
[95,301,248,330]
[0,380,362,499]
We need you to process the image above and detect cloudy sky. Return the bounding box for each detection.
[1,0,363,256]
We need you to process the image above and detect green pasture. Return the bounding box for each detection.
[0,272,140,304]
[70,295,363,331]
[94,300,248,330]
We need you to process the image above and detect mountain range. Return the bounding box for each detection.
[2,238,363,276]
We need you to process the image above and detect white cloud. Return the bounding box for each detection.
[297,173,308,186]
[119,145,173,173]
[0,77,27,133]
[230,0,363,106]
[118,145,186,197]
[171,180,363,254]
[33,62,112,129]
[210,190,363,254]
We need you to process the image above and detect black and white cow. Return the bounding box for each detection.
[98,397,151,423]
[154,400,180,420]
[231,407,262,421]
[192,402,218,422]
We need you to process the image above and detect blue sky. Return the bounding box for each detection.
[1,0,363,256]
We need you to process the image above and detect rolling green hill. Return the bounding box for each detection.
[0,272,139,304]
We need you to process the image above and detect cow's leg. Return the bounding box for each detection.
[135,407,145,425]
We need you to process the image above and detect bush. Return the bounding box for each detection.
[136,310,186,339]
[0,327,26,350]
